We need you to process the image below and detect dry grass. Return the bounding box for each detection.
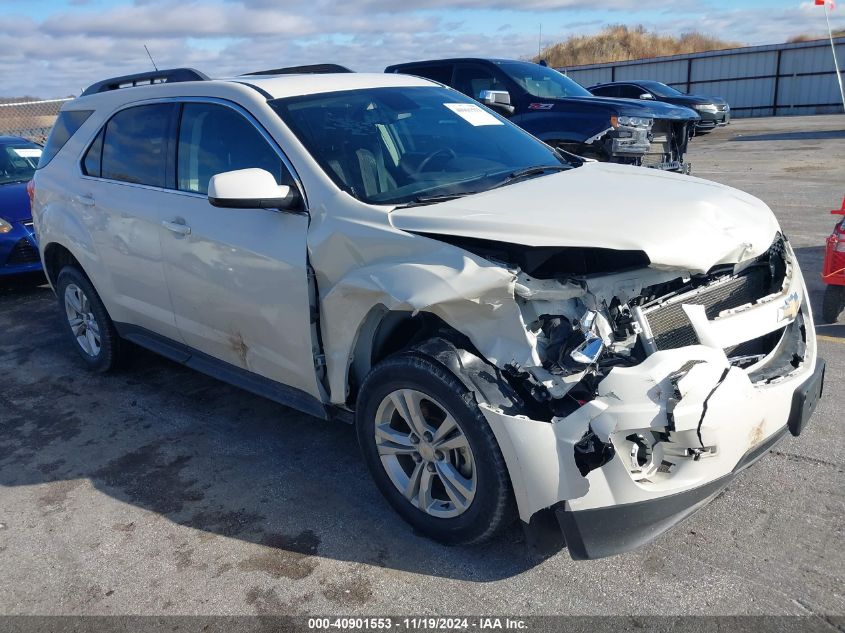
[536,25,740,68]
[789,28,845,43]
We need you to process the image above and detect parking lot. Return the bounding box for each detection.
[1,114,843,617]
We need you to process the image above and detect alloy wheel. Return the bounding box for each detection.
[374,388,477,518]
[64,283,101,357]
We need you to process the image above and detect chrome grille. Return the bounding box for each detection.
[642,267,770,351]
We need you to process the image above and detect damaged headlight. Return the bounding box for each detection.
[537,309,613,376]
[569,311,605,366]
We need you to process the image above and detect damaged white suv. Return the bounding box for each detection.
[32,67,825,559]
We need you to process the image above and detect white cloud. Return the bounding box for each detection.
[0,0,842,97]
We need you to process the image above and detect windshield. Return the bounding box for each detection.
[270,87,571,205]
[0,140,41,185]
[498,62,593,99]
[641,81,685,98]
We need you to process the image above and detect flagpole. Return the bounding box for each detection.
[824,1,845,112]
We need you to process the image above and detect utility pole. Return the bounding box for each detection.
[819,0,845,112]
[538,24,542,60]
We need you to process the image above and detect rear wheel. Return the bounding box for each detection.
[56,266,123,372]
[356,351,516,544]
[822,285,845,324]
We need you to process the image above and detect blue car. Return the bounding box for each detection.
[0,136,43,279]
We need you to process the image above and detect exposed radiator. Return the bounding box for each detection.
[641,268,770,351]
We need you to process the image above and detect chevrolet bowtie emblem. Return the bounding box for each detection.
[778,292,801,322]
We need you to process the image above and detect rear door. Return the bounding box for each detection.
[159,99,322,401]
[79,103,183,342]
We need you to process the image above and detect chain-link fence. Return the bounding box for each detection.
[0,98,74,144]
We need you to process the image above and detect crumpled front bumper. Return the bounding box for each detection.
[605,127,651,157]
[480,323,824,559]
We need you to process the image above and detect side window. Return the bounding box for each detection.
[82,128,104,177]
[591,85,617,97]
[453,65,507,100]
[619,85,646,99]
[403,65,453,85]
[101,104,174,187]
[177,103,290,195]
[37,110,93,169]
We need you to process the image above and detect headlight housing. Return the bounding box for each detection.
[694,104,718,113]
[612,115,653,129]
[0,218,13,234]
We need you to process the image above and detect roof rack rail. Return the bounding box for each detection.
[243,64,354,76]
[81,68,210,97]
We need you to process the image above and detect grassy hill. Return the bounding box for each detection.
[535,25,740,67]
[789,28,845,43]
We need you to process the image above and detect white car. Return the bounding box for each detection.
[31,67,824,559]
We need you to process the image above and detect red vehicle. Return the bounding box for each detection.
[822,197,845,323]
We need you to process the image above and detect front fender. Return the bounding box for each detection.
[513,111,612,146]
[319,247,537,405]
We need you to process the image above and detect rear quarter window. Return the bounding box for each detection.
[37,109,93,169]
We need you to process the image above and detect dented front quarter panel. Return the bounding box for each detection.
[306,191,538,405]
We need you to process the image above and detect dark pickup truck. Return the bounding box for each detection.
[385,58,700,172]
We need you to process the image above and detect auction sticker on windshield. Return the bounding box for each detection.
[444,103,503,126]
[11,148,42,158]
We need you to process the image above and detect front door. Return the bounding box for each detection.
[160,100,322,401]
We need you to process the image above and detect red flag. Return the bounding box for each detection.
[816,0,835,8]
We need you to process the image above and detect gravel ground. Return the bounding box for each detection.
[1,115,843,618]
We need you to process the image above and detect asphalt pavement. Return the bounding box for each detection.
[0,114,843,618]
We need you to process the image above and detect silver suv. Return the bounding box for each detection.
[31,67,824,559]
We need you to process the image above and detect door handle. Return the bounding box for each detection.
[77,194,95,207]
[162,220,191,236]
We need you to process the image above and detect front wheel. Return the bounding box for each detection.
[356,351,516,545]
[822,284,845,324]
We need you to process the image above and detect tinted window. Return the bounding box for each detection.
[453,65,508,99]
[591,85,619,97]
[401,65,453,85]
[177,103,288,195]
[499,62,593,98]
[101,104,174,187]
[271,86,572,206]
[37,110,92,169]
[82,128,104,177]
[618,84,646,99]
[641,81,685,97]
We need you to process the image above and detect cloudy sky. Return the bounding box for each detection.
[2,0,843,97]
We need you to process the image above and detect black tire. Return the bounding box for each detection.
[822,285,845,324]
[56,266,123,372]
[356,351,516,545]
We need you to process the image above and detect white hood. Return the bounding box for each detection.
[390,162,781,273]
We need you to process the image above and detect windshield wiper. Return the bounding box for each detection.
[489,164,571,190]
[395,192,479,208]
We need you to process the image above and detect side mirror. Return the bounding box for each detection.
[208,168,300,210]
[478,89,515,114]
[639,93,655,100]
